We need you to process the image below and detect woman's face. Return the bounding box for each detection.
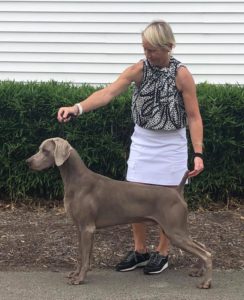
[142,39,170,68]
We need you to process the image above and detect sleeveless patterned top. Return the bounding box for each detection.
[132,57,187,131]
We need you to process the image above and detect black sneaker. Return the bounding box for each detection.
[143,252,168,274]
[115,251,150,272]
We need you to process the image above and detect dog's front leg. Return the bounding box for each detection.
[66,228,82,280]
[69,224,95,285]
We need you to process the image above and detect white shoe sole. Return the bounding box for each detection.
[118,260,150,272]
[144,262,169,274]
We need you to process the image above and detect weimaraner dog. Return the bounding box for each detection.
[26,137,212,288]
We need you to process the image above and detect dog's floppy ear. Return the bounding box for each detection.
[53,138,72,166]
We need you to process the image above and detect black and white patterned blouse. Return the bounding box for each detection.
[132,57,187,131]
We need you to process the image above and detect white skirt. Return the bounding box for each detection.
[126,124,188,185]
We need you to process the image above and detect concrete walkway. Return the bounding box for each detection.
[0,269,243,300]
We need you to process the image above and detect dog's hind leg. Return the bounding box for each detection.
[188,241,208,278]
[167,231,212,289]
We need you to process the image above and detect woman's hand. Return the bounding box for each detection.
[188,157,204,177]
[57,106,78,123]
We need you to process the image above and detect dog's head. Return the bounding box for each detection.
[26,137,72,171]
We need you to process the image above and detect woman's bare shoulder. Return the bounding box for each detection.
[128,60,144,84]
[176,66,195,91]
[129,60,144,73]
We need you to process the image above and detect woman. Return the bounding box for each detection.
[57,20,204,275]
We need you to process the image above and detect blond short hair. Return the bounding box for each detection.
[142,20,176,51]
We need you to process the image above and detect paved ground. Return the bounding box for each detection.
[0,269,243,300]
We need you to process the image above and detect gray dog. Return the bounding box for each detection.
[26,137,212,288]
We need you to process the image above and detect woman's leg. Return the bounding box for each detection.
[157,230,170,256]
[132,223,147,253]
[132,223,169,255]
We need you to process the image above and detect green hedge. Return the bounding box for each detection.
[0,80,243,206]
[188,83,244,205]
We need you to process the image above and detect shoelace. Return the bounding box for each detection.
[148,252,165,266]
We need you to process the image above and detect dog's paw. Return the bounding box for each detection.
[66,270,79,279]
[197,280,212,289]
[68,277,85,285]
[189,268,204,277]
[67,271,86,285]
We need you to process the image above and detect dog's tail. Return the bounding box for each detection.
[176,170,190,196]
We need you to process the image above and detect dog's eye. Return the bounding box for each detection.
[42,149,49,154]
